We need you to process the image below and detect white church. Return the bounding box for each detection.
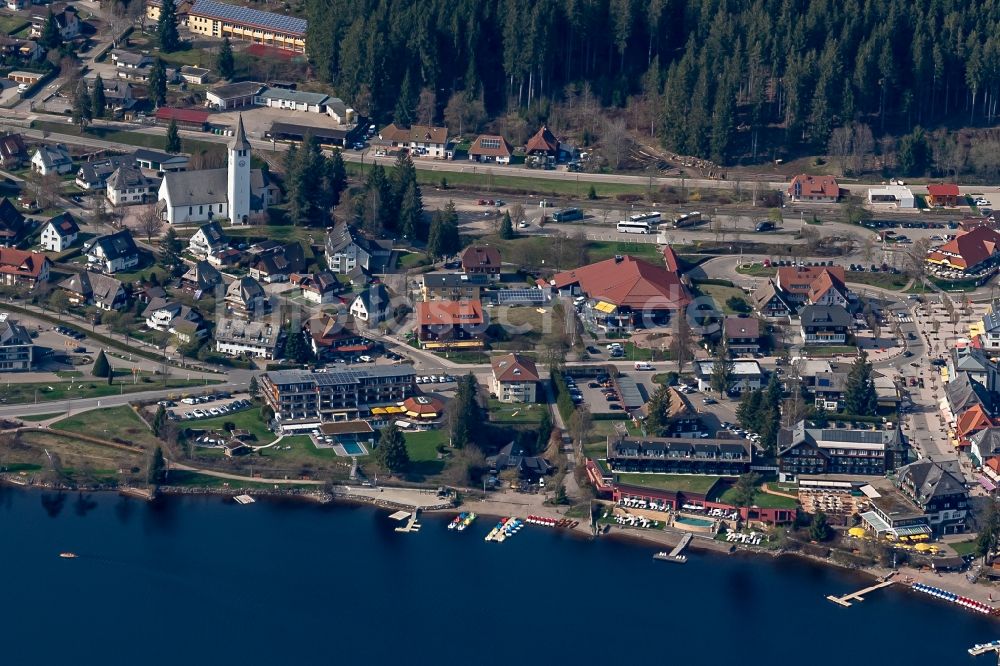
[157,115,278,225]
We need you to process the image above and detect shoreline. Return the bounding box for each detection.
[4,477,996,620]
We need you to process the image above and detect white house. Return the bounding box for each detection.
[695,359,764,393]
[31,144,72,175]
[489,353,540,403]
[325,222,392,275]
[84,230,139,274]
[106,164,159,205]
[214,317,281,358]
[377,123,449,158]
[868,184,915,208]
[349,284,390,324]
[40,213,79,252]
[293,271,338,304]
[157,115,273,224]
[188,220,228,258]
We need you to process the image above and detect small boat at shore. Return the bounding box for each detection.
[448,512,467,530]
[457,512,476,531]
[59,552,77,559]
[485,517,510,542]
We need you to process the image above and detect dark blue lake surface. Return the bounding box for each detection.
[1,487,995,665]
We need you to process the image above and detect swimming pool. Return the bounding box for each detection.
[674,516,714,528]
[342,441,366,456]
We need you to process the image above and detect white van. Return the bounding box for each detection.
[634,362,653,370]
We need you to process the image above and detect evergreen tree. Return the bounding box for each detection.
[375,423,410,473]
[898,127,930,176]
[535,409,552,454]
[40,8,61,50]
[217,36,235,80]
[165,119,181,153]
[845,350,878,416]
[153,405,167,437]
[159,227,183,275]
[393,69,416,126]
[644,384,672,436]
[147,446,166,485]
[72,78,92,128]
[282,326,312,363]
[157,0,180,52]
[90,74,106,120]
[426,203,460,259]
[149,58,168,107]
[398,180,424,240]
[449,373,479,449]
[729,472,761,518]
[91,349,110,378]
[809,510,831,541]
[248,375,260,398]
[326,149,347,208]
[736,389,764,432]
[669,313,696,374]
[498,211,514,239]
[709,338,733,395]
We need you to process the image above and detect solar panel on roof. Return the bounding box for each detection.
[820,429,884,443]
[192,0,307,35]
[494,289,546,304]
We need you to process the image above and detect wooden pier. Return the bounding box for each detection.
[826,580,895,607]
[391,510,421,533]
[654,533,692,564]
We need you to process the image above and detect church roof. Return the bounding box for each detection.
[161,167,228,208]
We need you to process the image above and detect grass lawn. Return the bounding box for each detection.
[53,406,159,448]
[404,429,447,461]
[846,271,909,290]
[256,435,338,465]
[615,472,722,494]
[950,540,979,557]
[192,408,273,444]
[735,264,776,277]
[165,469,311,490]
[0,377,215,404]
[582,420,641,458]
[5,430,143,485]
[32,121,221,155]
[403,430,447,476]
[18,412,65,422]
[696,282,749,314]
[399,251,429,269]
[586,240,662,263]
[488,398,545,424]
[715,485,799,510]
[346,162,649,199]
[0,14,29,34]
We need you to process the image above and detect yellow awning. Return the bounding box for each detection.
[848,527,866,538]
[383,406,405,414]
[593,301,617,314]
[915,543,932,551]
[371,407,387,414]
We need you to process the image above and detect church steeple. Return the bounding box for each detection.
[227,113,251,224]
[229,113,250,152]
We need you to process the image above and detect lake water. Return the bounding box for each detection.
[1,487,995,665]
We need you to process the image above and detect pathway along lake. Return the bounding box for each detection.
[1,487,995,665]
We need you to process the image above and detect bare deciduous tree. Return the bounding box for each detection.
[135,205,163,242]
[602,117,630,169]
[828,127,851,174]
[415,87,436,126]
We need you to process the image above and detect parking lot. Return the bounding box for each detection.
[164,392,252,421]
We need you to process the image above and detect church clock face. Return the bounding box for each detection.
[238,160,246,168]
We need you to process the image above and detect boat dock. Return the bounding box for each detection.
[391,510,421,533]
[826,580,895,607]
[233,494,255,505]
[654,533,692,563]
[968,641,1000,656]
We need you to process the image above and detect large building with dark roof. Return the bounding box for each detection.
[188,0,307,52]
[260,365,415,432]
[606,435,752,476]
[777,420,909,478]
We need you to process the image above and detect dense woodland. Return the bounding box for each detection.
[303,0,1000,172]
